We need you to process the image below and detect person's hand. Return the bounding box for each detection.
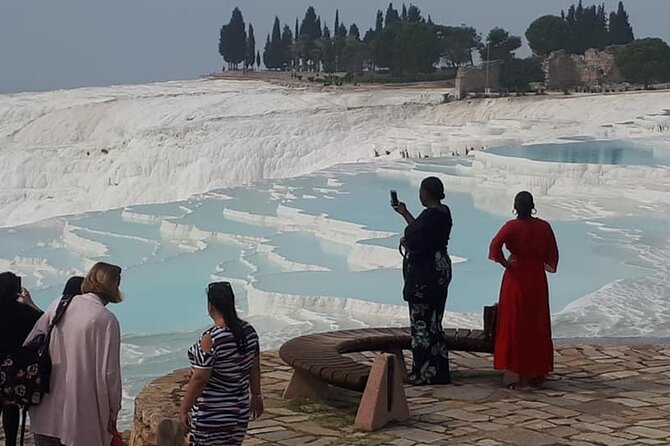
[179,411,191,434]
[392,201,408,216]
[107,416,117,434]
[503,255,516,269]
[19,288,34,306]
[250,394,264,420]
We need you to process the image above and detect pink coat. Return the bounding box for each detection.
[25,293,122,446]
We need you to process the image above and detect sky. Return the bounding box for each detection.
[1,0,669,94]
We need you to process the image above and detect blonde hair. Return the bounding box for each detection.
[81,262,123,304]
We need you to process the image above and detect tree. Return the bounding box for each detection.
[349,24,360,40]
[335,10,340,36]
[341,28,367,73]
[407,4,422,23]
[375,10,384,33]
[385,3,400,26]
[281,25,294,69]
[501,57,545,92]
[376,21,441,75]
[439,25,481,67]
[526,15,570,56]
[401,4,407,21]
[300,6,322,70]
[263,17,283,69]
[320,27,336,72]
[561,1,611,53]
[219,25,230,71]
[245,24,256,70]
[609,1,634,45]
[219,7,247,70]
[256,51,261,69]
[616,38,670,88]
[480,28,521,62]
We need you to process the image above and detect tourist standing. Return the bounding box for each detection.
[179,282,263,446]
[489,191,559,389]
[27,263,123,446]
[393,177,453,385]
[0,273,42,446]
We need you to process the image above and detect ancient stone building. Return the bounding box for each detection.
[544,47,623,90]
[454,61,503,99]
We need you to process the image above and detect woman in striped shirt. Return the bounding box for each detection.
[179,282,263,446]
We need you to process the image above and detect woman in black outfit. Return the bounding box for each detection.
[393,177,453,385]
[0,272,42,446]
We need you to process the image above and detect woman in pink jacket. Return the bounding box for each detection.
[26,262,123,446]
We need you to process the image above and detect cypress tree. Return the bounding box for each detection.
[256,50,261,68]
[219,25,230,70]
[385,3,400,26]
[225,7,247,69]
[401,4,407,21]
[609,1,634,45]
[349,24,360,40]
[375,10,384,32]
[245,24,256,70]
[335,10,340,37]
[407,4,422,23]
[263,35,271,68]
[300,7,321,71]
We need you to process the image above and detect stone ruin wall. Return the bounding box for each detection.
[455,61,503,99]
[544,48,623,90]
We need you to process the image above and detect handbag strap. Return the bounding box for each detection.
[20,406,28,446]
[40,294,76,355]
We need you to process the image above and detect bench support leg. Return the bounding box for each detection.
[385,348,407,381]
[283,370,330,401]
[354,353,409,431]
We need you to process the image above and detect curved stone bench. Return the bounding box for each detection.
[279,305,497,430]
[279,326,493,392]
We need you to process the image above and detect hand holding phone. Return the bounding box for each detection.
[390,190,399,207]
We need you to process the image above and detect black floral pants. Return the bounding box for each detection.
[408,295,451,385]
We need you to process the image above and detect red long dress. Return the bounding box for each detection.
[489,217,559,377]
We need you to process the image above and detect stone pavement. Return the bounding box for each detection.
[240,345,670,446]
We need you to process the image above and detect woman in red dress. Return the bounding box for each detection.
[488,191,559,389]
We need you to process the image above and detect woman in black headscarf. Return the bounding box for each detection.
[393,177,453,385]
[0,272,42,446]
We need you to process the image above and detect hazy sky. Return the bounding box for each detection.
[1,1,668,94]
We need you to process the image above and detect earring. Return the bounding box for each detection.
[532,208,537,215]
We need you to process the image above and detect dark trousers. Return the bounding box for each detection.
[408,295,451,385]
[0,405,19,446]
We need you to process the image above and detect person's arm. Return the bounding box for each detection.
[392,202,415,225]
[19,288,42,313]
[179,333,214,432]
[106,317,123,433]
[544,222,559,273]
[489,221,513,268]
[23,299,59,345]
[250,353,264,419]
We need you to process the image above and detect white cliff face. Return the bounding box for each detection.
[1,79,669,228]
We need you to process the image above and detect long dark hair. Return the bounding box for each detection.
[63,276,85,297]
[0,272,21,306]
[207,282,247,355]
[514,191,535,220]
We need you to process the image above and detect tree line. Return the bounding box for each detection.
[218,3,481,77]
[218,1,670,89]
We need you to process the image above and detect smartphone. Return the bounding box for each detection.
[390,190,399,207]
